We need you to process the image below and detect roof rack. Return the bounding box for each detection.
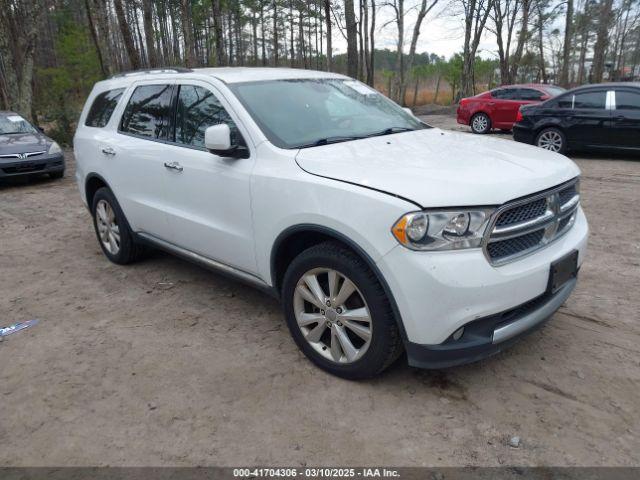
[109,67,193,79]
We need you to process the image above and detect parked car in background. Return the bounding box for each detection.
[457,84,565,134]
[0,112,65,180]
[74,68,587,379]
[513,83,640,154]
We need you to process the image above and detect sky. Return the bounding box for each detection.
[330,1,497,60]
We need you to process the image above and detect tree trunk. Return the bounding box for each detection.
[114,0,141,69]
[434,73,441,103]
[592,0,614,82]
[401,0,438,104]
[509,0,529,83]
[142,0,158,68]
[85,0,108,76]
[273,0,280,66]
[368,0,375,85]
[181,0,197,67]
[212,0,226,65]
[324,0,333,70]
[559,0,573,87]
[344,0,358,77]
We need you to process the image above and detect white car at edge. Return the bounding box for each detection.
[74,68,588,379]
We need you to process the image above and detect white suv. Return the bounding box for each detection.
[74,68,588,379]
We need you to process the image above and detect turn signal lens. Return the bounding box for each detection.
[392,213,428,246]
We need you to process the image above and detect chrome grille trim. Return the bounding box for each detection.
[0,150,46,159]
[483,178,580,266]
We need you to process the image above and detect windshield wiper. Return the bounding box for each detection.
[297,135,366,148]
[365,126,416,138]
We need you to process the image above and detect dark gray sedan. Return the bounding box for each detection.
[0,111,65,180]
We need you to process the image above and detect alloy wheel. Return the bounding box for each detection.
[95,199,121,255]
[537,130,563,152]
[472,114,489,132]
[293,268,372,364]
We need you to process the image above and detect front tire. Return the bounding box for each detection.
[282,242,403,379]
[535,127,567,154]
[91,187,142,265]
[470,113,491,134]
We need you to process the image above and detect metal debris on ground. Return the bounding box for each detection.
[0,319,39,340]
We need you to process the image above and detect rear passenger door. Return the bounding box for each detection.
[564,90,611,147]
[611,88,640,150]
[109,81,175,238]
[159,80,258,275]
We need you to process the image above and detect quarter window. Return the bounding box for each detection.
[120,84,174,139]
[615,90,640,110]
[85,89,125,128]
[174,85,242,148]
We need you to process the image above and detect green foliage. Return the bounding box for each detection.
[35,12,102,144]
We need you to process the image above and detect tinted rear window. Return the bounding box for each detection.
[85,89,125,127]
[119,84,174,139]
[616,90,640,110]
[573,91,606,109]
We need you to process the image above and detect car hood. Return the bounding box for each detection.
[0,133,49,155]
[295,128,580,208]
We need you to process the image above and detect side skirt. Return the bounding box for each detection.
[135,232,278,298]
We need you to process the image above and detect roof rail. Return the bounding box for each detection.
[109,67,193,79]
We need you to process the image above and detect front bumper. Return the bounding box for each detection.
[376,207,588,367]
[0,153,65,178]
[405,278,576,368]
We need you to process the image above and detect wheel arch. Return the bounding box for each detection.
[270,224,410,343]
[85,173,111,209]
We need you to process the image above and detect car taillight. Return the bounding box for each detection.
[516,109,524,122]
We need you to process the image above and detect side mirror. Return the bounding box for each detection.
[38,126,45,133]
[403,107,414,117]
[205,124,237,157]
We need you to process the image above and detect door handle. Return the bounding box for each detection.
[164,161,183,172]
[101,147,116,156]
[615,115,626,121]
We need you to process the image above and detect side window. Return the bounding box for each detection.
[573,91,606,109]
[174,85,243,148]
[120,84,174,139]
[491,89,509,99]
[615,90,640,110]
[556,95,573,109]
[517,88,544,101]
[85,89,125,127]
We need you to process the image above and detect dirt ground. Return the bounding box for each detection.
[1,115,639,467]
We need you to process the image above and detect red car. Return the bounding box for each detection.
[457,84,565,134]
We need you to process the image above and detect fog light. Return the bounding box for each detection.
[452,327,464,341]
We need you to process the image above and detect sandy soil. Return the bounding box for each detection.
[0,117,639,467]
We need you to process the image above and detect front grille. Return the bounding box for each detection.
[487,229,545,260]
[484,178,580,265]
[495,198,547,227]
[2,162,46,174]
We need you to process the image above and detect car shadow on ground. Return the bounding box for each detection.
[0,173,65,190]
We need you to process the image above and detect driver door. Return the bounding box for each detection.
[160,80,258,275]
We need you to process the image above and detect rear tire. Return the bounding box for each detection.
[535,127,567,154]
[282,241,403,379]
[91,187,143,265]
[470,113,491,134]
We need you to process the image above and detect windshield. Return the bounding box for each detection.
[230,78,428,149]
[0,114,38,135]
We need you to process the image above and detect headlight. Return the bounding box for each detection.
[391,209,494,251]
[48,142,62,155]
